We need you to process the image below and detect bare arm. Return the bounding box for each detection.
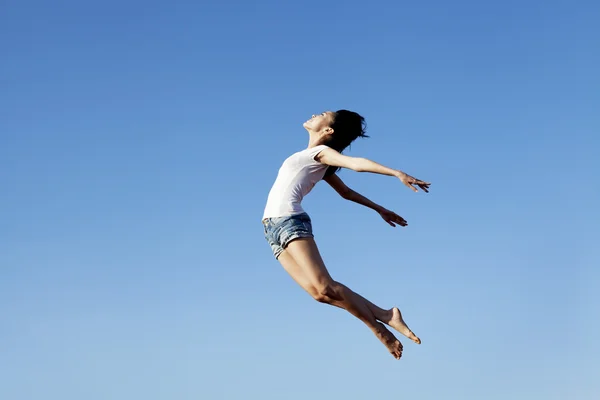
[316,148,398,176]
[316,147,430,193]
[324,174,408,227]
[324,173,384,212]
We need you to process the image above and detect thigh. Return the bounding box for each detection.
[277,250,318,297]
[284,237,334,288]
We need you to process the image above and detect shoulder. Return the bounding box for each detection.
[306,144,333,161]
[313,147,360,170]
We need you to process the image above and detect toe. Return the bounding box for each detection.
[407,331,420,344]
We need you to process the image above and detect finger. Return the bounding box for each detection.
[415,179,429,184]
[400,177,418,191]
[394,216,407,226]
[419,184,429,193]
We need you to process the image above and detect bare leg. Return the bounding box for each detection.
[278,238,406,359]
[278,244,420,344]
[335,282,421,344]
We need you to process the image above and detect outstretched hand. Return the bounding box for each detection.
[379,208,408,227]
[397,171,430,193]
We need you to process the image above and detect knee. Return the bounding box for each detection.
[312,290,330,303]
[312,281,342,303]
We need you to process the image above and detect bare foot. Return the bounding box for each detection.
[387,307,421,344]
[373,322,403,359]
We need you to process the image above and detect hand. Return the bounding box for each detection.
[397,171,431,193]
[378,208,408,227]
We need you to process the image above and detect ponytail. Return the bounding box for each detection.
[323,109,368,176]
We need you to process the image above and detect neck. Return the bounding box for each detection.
[307,132,327,148]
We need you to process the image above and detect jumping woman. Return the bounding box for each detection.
[261,110,431,359]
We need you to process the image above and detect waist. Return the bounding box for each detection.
[262,200,305,222]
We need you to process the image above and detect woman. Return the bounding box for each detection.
[262,110,431,360]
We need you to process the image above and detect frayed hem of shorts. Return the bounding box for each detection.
[272,233,314,259]
[281,233,313,249]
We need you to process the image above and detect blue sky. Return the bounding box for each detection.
[1,0,599,399]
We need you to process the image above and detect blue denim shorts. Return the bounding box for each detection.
[262,212,314,259]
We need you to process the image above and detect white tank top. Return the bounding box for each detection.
[262,145,329,219]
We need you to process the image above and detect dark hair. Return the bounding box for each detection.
[323,109,369,176]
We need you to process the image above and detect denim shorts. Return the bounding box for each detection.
[262,212,314,259]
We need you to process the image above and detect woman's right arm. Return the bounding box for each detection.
[323,173,409,227]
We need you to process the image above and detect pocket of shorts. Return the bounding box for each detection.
[300,218,312,232]
[306,220,313,232]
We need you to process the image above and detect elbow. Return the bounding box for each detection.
[352,158,367,172]
[341,188,353,199]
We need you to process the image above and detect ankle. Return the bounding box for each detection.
[377,308,393,323]
[371,321,387,334]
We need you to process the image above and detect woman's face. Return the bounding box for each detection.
[303,111,335,133]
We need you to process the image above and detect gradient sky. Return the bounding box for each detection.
[1,1,599,399]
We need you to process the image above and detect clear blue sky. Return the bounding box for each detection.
[1,0,599,399]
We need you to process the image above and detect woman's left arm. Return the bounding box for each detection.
[316,147,431,193]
